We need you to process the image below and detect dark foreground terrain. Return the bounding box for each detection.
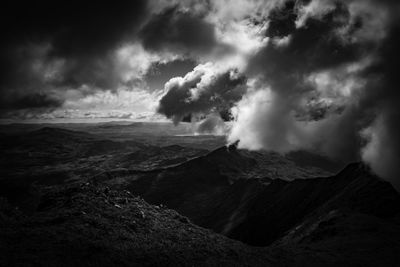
[0,183,276,267]
[1,123,400,266]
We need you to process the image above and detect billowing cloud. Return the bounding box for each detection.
[228,86,362,162]
[157,62,247,124]
[225,0,400,189]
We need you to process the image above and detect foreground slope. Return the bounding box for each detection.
[1,176,400,267]
[0,183,275,267]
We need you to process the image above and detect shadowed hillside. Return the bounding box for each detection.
[0,183,276,267]
[98,144,400,248]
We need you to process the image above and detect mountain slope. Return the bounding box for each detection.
[0,183,276,267]
[103,147,400,248]
[228,163,400,246]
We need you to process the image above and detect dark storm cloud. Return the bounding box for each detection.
[265,1,298,38]
[0,92,63,110]
[0,43,66,111]
[139,6,217,55]
[253,1,364,85]
[0,0,147,57]
[158,64,247,124]
[55,55,121,89]
[0,0,148,111]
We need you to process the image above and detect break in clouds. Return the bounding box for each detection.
[1,0,400,189]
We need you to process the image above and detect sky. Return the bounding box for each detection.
[1,0,400,187]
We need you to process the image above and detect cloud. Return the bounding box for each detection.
[226,0,400,189]
[228,0,375,155]
[157,62,247,124]
[0,0,149,88]
[63,86,161,114]
[0,0,148,56]
[0,0,273,116]
[295,0,337,28]
[0,1,154,116]
[115,43,174,85]
[362,112,400,190]
[139,6,218,55]
[0,92,63,111]
[145,59,198,92]
[225,1,369,158]
[0,41,169,116]
[228,87,362,162]
[195,113,229,136]
[358,16,400,189]
[0,43,66,112]
[2,85,165,123]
